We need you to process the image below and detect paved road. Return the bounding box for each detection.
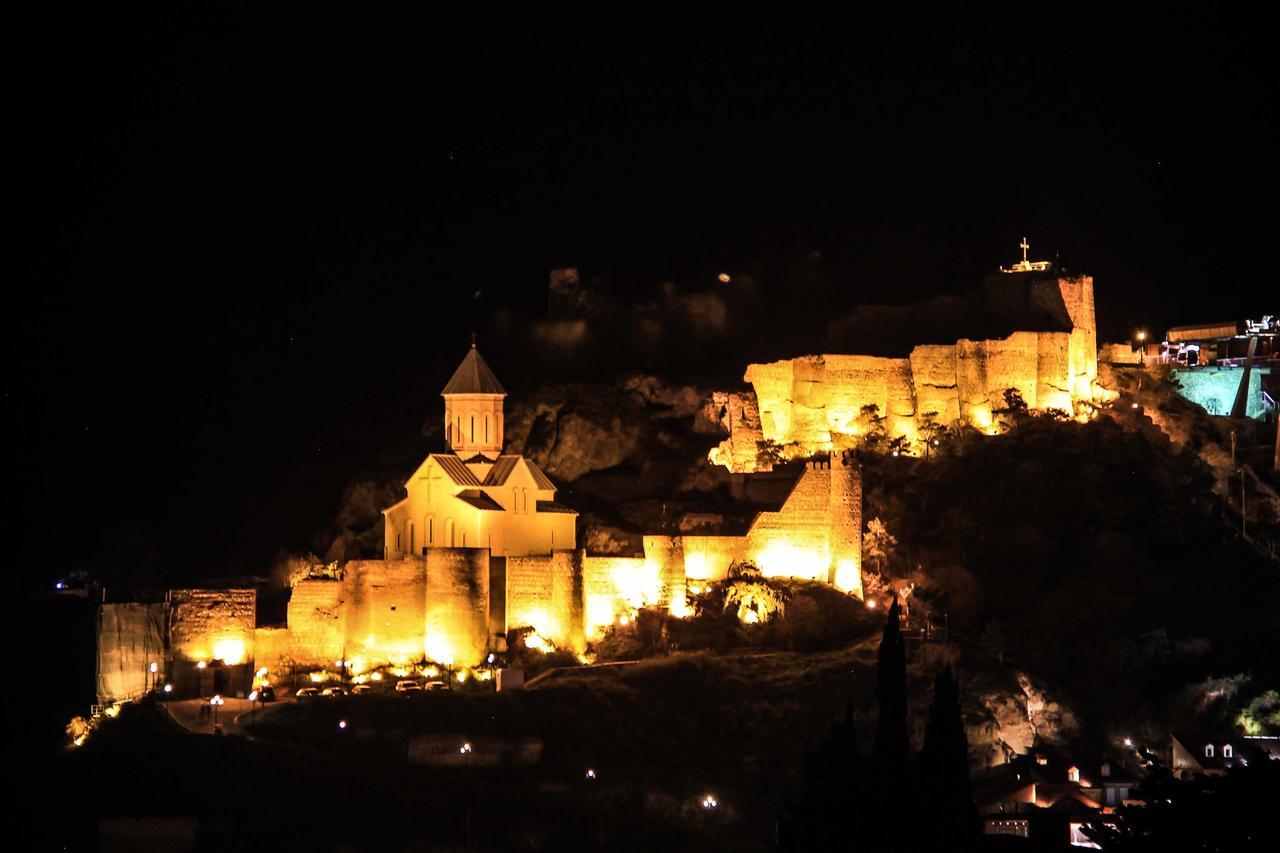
[165,697,289,736]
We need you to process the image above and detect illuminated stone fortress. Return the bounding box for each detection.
[712,240,1104,472]
[270,345,866,675]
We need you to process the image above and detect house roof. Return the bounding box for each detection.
[454,489,505,511]
[442,344,506,395]
[432,453,483,486]
[481,455,521,486]
[1171,731,1257,771]
[526,459,556,490]
[536,500,577,514]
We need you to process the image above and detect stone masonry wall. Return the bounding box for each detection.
[287,579,345,667]
[169,589,255,665]
[424,548,490,666]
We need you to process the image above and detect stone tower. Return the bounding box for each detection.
[828,450,863,597]
[442,343,506,458]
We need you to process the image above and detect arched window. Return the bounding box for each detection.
[445,518,455,547]
[1223,744,1233,758]
[396,531,401,551]
[408,522,416,555]
[470,416,475,443]
[484,414,490,443]
[446,422,452,446]
[1067,766,1080,783]
[426,515,434,545]
[461,531,467,547]
[1205,744,1214,758]
[456,417,463,447]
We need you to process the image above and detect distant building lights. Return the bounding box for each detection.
[460,742,472,755]
[149,662,158,673]
[1124,738,1133,748]
[866,599,877,609]
[586,768,597,780]
[338,720,347,730]
[55,582,65,590]
[717,273,731,284]
[702,794,718,809]
[163,684,173,694]
[196,661,207,670]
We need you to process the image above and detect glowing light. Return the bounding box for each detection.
[424,635,454,666]
[460,742,472,755]
[702,795,718,809]
[104,704,121,718]
[1123,738,1133,748]
[684,551,710,581]
[668,596,691,618]
[486,653,495,664]
[1131,402,1139,409]
[149,662,158,674]
[586,595,618,633]
[210,695,224,707]
[618,614,630,626]
[717,272,731,283]
[163,684,173,694]
[370,672,383,681]
[352,674,369,684]
[475,669,492,681]
[348,658,367,675]
[72,735,87,747]
[309,672,327,683]
[1136,330,1148,342]
[256,667,269,678]
[833,559,861,595]
[612,561,661,609]
[586,768,597,779]
[248,690,259,702]
[338,720,347,729]
[421,665,440,678]
[754,542,828,581]
[392,667,409,678]
[212,638,247,666]
[866,599,877,609]
[455,669,469,683]
[741,609,760,625]
[196,661,208,670]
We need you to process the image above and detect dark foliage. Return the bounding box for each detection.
[874,596,909,767]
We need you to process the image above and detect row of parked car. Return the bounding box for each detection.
[294,680,447,701]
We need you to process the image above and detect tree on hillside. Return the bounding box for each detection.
[874,595,909,768]
[863,517,897,577]
[918,665,977,849]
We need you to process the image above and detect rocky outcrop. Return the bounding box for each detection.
[965,671,1080,766]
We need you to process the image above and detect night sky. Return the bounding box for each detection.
[6,7,1275,589]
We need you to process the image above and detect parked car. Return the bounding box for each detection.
[423,680,447,691]
[295,687,320,702]
[321,686,349,698]
[395,680,423,694]
[352,684,375,695]
[256,685,276,702]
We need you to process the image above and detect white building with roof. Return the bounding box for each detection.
[381,344,577,558]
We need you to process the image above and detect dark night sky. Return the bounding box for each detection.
[4,6,1275,589]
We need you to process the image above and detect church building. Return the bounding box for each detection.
[381,344,577,558]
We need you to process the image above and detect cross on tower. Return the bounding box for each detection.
[1020,237,1030,264]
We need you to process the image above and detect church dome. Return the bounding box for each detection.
[442,343,506,395]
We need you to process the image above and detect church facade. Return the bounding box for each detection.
[381,344,576,559]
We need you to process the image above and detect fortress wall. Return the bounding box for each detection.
[344,559,428,665]
[829,455,863,595]
[1036,331,1075,412]
[746,464,832,581]
[909,345,961,424]
[170,589,256,665]
[288,579,345,666]
[981,332,1041,410]
[252,627,291,678]
[744,360,795,441]
[424,548,490,666]
[583,554,658,636]
[507,552,582,650]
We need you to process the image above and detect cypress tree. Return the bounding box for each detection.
[873,595,908,767]
[919,665,978,848]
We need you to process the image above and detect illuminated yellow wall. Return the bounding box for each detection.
[507,551,584,651]
[252,627,290,678]
[169,589,255,665]
[288,579,346,667]
[714,276,1101,471]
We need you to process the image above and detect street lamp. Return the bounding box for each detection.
[210,694,225,731]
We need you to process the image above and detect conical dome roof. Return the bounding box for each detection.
[442,344,506,395]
